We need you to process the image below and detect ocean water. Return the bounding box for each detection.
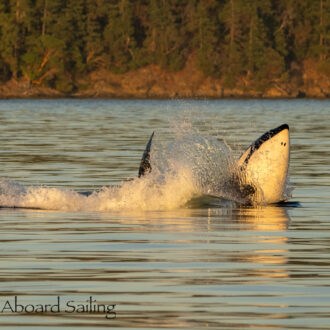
[0,99,329,329]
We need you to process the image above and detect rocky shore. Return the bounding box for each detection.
[0,59,328,99]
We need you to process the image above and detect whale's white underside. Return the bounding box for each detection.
[237,124,290,204]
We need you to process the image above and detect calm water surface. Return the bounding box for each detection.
[0,99,329,329]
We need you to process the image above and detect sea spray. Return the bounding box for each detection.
[0,124,291,211]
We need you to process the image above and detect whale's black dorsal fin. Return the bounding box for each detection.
[138,132,154,178]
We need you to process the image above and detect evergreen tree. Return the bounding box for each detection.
[21,0,65,86]
[144,0,189,70]
[193,0,222,76]
[0,0,32,79]
[220,0,246,86]
[244,1,285,84]
[85,0,107,71]
[103,0,137,73]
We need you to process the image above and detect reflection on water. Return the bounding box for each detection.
[235,205,290,231]
[0,205,293,328]
[0,99,329,329]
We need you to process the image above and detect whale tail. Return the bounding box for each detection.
[138,132,154,177]
[237,124,290,204]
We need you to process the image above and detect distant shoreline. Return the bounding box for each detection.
[0,90,328,100]
[0,95,328,100]
[1,61,328,101]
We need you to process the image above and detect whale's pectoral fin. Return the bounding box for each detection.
[138,132,154,178]
[237,124,290,204]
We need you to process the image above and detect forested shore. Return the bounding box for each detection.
[0,0,329,99]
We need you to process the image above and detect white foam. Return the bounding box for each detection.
[0,125,292,211]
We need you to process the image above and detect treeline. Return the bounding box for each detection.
[0,0,329,93]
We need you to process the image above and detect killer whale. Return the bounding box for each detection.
[237,124,290,204]
[0,125,290,210]
[138,124,290,205]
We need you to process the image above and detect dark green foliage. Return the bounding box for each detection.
[144,0,189,71]
[103,0,138,73]
[0,0,328,91]
[85,0,106,71]
[193,0,222,76]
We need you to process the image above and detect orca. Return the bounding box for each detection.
[237,124,290,204]
[0,125,290,210]
[138,124,290,205]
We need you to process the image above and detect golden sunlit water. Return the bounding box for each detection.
[0,99,329,329]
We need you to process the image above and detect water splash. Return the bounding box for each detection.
[0,124,291,211]
[0,167,196,212]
